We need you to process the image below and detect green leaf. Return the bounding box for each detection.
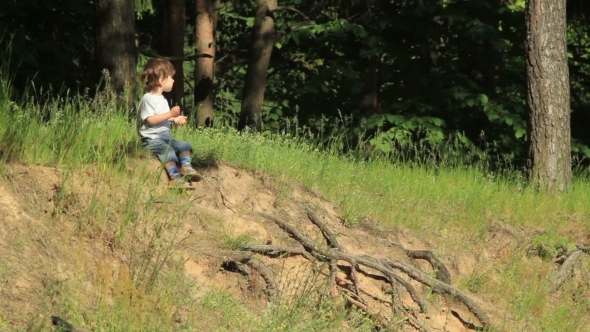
[430,117,444,126]
[246,17,255,28]
[378,143,392,153]
[479,94,489,105]
[429,128,444,141]
[366,116,384,128]
[275,42,282,49]
[515,128,526,139]
[403,122,416,130]
[488,113,500,121]
[385,114,404,124]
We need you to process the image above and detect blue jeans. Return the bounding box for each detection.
[141,138,193,164]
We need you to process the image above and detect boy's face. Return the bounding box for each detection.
[159,75,175,92]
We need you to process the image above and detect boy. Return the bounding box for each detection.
[138,58,201,189]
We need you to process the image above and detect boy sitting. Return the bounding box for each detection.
[138,58,201,189]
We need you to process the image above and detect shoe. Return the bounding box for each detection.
[168,174,195,189]
[180,165,203,182]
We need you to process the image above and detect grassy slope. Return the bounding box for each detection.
[1,87,590,331]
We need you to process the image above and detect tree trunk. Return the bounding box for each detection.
[162,0,185,109]
[525,0,572,191]
[238,0,277,132]
[194,0,216,127]
[95,0,137,101]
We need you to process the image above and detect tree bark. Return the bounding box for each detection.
[238,0,277,132]
[162,0,186,109]
[525,0,572,191]
[194,0,216,127]
[95,0,137,101]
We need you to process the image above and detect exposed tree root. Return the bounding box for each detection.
[380,239,452,284]
[208,208,491,329]
[216,188,237,213]
[379,257,490,326]
[549,244,590,293]
[217,250,280,302]
[576,244,590,254]
[249,211,491,329]
[451,310,483,331]
[341,292,391,328]
[552,249,584,293]
[306,206,346,251]
[306,206,363,295]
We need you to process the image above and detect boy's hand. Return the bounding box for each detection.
[173,116,188,125]
[170,106,181,117]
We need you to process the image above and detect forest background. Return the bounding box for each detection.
[2,0,590,171]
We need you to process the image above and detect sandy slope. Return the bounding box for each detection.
[0,159,520,331]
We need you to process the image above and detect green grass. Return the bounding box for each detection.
[2,80,590,331]
[186,126,590,238]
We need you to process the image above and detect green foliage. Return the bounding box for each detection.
[4,0,590,171]
[135,0,155,18]
[529,234,577,261]
[213,0,534,166]
[462,269,490,293]
[509,0,526,11]
[221,234,255,250]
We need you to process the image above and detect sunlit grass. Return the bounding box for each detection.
[186,127,590,236]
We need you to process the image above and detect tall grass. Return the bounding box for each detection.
[187,127,590,235]
[2,72,590,331]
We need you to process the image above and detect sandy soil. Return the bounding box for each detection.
[0,158,529,331]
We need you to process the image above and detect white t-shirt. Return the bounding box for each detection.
[138,93,171,140]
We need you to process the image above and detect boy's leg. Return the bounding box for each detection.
[169,139,193,160]
[142,138,180,177]
[169,139,202,181]
[163,160,178,175]
[142,138,194,188]
[179,150,192,169]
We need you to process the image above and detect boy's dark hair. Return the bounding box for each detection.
[141,58,176,92]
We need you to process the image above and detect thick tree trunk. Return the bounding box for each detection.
[194,0,216,127]
[525,0,572,191]
[95,0,137,100]
[162,0,185,109]
[238,0,277,132]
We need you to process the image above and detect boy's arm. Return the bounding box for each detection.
[144,106,181,125]
[145,112,174,125]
